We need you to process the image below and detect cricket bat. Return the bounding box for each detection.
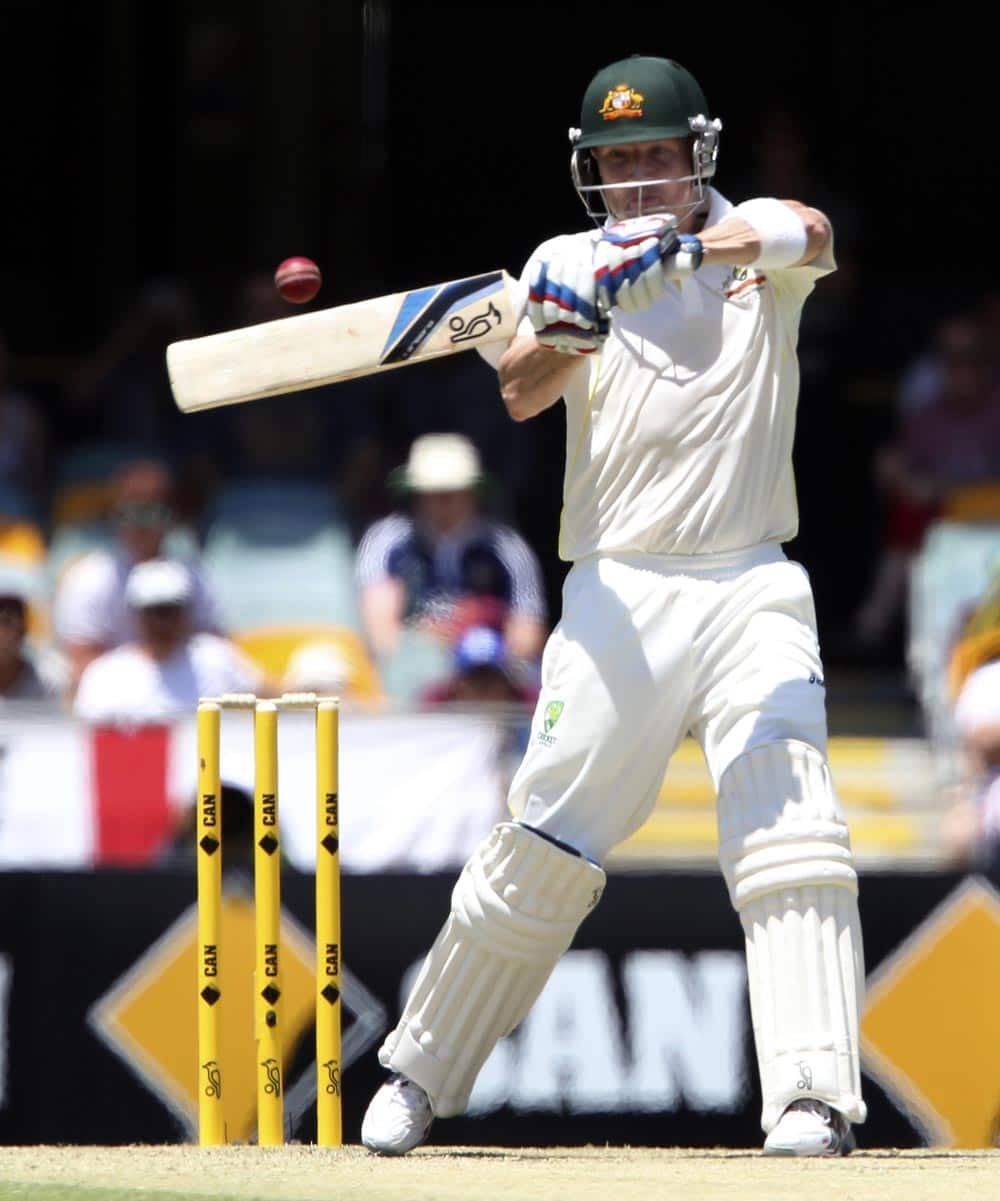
[167,269,523,413]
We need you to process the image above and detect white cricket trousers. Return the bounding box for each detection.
[381,542,866,1130]
[506,542,867,1129]
[507,541,829,859]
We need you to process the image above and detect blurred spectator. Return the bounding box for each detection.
[54,458,222,689]
[0,565,63,703]
[421,625,539,706]
[280,637,382,710]
[355,433,547,664]
[64,278,198,456]
[899,291,1000,424]
[388,353,540,522]
[282,639,353,694]
[940,653,1000,873]
[74,559,264,725]
[850,312,1000,649]
[955,658,1000,778]
[0,333,48,521]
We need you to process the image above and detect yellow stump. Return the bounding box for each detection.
[254,701,284,1146]
[315,700,343,1147]
[196,702,225,1146]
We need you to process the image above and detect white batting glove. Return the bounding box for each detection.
[525,247,609,356]
[595,217,704,313]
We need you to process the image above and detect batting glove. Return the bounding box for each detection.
[526,249,610,356]
[595,217,704,314]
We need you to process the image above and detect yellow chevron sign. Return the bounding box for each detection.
[861,876,1000,1147]
[89,890,317,1142]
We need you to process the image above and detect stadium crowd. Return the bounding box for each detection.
[2,237,1000,874]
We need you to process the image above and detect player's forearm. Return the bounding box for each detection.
[360,580,406,657]
[700,202,831,269]
[498,335,586,422]
[698,216,761,268]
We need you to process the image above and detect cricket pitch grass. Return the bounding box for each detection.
[2,1146,1000,1201]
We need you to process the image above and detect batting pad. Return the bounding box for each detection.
[378,821,606,1117]
[717,741,867,1130]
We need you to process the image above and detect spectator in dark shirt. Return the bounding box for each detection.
[355,434,547,666]
[0,565,62,703]
[851,313,1000,649]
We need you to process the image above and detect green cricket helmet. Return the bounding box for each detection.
[569,55,722,222]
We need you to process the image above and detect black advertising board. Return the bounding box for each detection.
[0,869,975,1148]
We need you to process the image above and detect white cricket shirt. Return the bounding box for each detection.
[518,188,835,560]
[74,633,262,725]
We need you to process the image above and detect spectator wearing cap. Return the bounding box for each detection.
[74,559,263,725]
[938,652,1000,874]
[0,564,63,703]
[355,433,547,666]
[421,625,539,706]
[54,457,223,690]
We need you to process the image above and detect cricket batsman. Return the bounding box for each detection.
[362,53,865,1158]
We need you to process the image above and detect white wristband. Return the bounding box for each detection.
[733,198,808,269]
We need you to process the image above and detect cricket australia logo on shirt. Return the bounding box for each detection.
[723,266,767,304]
[536,700,565,747]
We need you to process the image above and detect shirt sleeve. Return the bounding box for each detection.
[355,515,411,589]
[492,525,547,620]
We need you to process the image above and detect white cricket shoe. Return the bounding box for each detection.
[763,1099,855,1157]
[361,1074,434,1156]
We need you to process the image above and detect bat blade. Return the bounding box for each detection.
[167,269,522,413]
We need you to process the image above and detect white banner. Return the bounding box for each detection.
[0,707,509,872]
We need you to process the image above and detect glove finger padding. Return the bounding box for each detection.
[527,246,607,355]
[596,217,676,313]
[595,217,704,314]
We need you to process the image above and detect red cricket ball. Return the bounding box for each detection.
[274,256,322,304]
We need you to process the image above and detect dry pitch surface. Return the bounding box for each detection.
[2,1146,1000,1201]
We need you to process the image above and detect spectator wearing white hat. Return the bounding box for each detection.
[0,563,63,703]
[53,457,223,692]
[74,559,264,725]
[355,434,547,671]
